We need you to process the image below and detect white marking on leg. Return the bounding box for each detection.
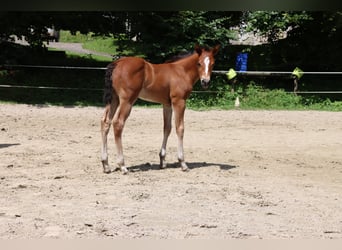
[176,124,188,171]
[101,147,108,162]
[160,148,166,158]
[177,138,184,161]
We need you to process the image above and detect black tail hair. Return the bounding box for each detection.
[103,63,115,104]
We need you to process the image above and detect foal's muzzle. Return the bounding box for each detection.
[201,79,210,89]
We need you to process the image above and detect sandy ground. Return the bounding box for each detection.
[0,104,341,239]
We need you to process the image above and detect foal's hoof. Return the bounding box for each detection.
[180,161,190,172]
[160,163,167,169]
[121,167,129,175]
[181,164,190,172]
[103,168,112,174]
[182,167,190,172]
[113,166,121,172]
[103,166,112,174]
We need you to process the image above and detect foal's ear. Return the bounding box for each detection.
[194,44,202,55]
[212,44,221,56]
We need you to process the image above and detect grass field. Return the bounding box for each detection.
[59,30,130,56]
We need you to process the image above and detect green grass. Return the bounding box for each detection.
[187,82,342,111]
[59,30,95,43]
[64,50,112,62]
[2,68,341,110]
[82,36,138,57]
[59,30,131,56]
[83,36,117,55]
[48,47,112,62]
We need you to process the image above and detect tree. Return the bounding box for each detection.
[1,11,242,63]
[0,12,55,47]
[116,11,242,62]
[243,11,312,43]
[0,12,117,48]
[243,11,342,71]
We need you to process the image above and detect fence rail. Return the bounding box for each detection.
[214,70,342,76]
[1,64,342,95]
[1,84,341,95]
[3,64,342,75]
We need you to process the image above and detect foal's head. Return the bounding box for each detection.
[195,44,220,89]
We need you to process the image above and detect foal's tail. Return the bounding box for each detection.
[103,62,116,104]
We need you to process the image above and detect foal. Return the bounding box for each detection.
[101,44,220,174]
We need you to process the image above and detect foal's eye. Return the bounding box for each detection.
[197,63,201,67]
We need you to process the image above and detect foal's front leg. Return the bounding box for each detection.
[172,99,189,171]
[159,105,172,169]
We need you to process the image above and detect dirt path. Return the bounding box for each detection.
[45,42,113,58]
[13,38,113,58]
[0,104,341,239]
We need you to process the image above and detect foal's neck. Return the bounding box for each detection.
[178,53,200,84]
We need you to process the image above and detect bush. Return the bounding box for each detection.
[242,83,302,109]
[187,80,342,111]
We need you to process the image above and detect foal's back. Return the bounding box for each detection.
[112,57,189,105]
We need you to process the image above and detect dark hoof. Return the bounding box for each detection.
[103,168,112,174]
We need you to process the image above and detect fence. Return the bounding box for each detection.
[1,64,342,95]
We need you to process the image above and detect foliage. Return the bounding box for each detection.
[0,12,116,48]
[186,80,342,111]
[0,12,54,47]
[116,11,241,62]
[0,11,241,63]
[308,100,342,111]
[285,11,342,71]
[244,11,312,42]
[243,11,342,71]
[241,83,302,109]
[2,11,341,69]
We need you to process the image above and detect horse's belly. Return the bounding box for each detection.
[138,90,159,103]
[138,89,169,105]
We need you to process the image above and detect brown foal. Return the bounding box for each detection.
[101,44,220,174]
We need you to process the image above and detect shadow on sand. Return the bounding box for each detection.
[128,161,237,173]
[0,143,20,149]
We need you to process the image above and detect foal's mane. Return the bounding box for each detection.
[164,46,212,63]
[165,51,193,63]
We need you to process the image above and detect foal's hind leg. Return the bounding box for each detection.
[113,99,133,174]
[159,105,172,169]
[101,99,118,173]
